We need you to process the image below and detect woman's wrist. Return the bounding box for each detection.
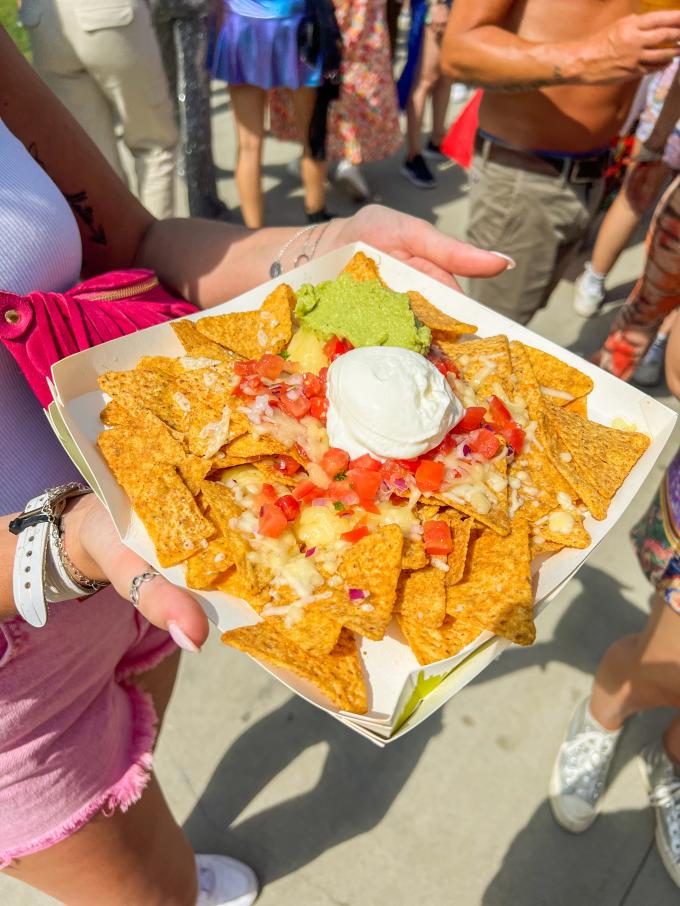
[61,494,106,585]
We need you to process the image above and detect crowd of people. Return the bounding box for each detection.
[1,1,680,904]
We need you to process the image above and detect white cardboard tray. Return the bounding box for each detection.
[47,243,677,745]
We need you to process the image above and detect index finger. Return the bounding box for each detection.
[399,213,515,278]
[635,9,680,29]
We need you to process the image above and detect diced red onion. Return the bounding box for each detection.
[312,498,331,507]
[348,588,367,601]
[462,444,471,457]
[341,491,360,506]
[393,477,408,491]
[305,547,317,558]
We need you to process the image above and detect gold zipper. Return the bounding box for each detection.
[81,275,159,302]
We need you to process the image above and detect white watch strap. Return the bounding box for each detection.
[12,492,51,628]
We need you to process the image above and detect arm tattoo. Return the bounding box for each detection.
[28,143,107,247]
[64,191,107,246]
[489,65,566,93]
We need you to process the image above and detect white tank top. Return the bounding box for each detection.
[0,118,84,513]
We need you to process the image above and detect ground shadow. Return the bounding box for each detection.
[482,795,678,906]
[182,696,442,884]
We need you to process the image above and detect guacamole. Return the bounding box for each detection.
[295,274,432,354]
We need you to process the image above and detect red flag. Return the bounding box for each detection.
[441,89,483,169]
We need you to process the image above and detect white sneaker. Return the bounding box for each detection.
[639,740,680,888]
[332,159,371,201]
[573,268,605,317]
[195,854,259,906]
[549,697,622,833]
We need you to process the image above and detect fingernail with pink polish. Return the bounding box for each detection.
[168,621,200,653]
[490,252,516,270]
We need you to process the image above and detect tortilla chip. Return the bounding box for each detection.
[195,284,294,358]
[252,458,299,488]
[252,583,343,656]
[171,319,238,363]
[435,455,510,536]
[185,539,235,589]
[199,480,265,592]
[97,411,211,496]
[131,466,215,567]
[318,524,403,640]
[545,402,649,501]
[522,343,594,405]
[439,511,473,585]
[341,251,385,284]
[225,431,290,460]
[100,400,133,427]
[407,290,477,338]
[564,396,588,418]
[98,368,183,429]
[397,612,486,666]
[445,334,514,399]
[447,516,535,646]
[401,538,429,570]
[170,367,249,457]
[536,509,591,550]
[417,503,441,522]
[394,566,446,628]
[221,624,367,713]
[136,355,184,377]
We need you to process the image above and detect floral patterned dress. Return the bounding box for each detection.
[269,0,402,164]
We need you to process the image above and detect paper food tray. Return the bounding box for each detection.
[47,243,676,746]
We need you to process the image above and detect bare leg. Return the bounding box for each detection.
[590,149,671,277]
[406,24,441,159]
[590,596,680,744]
[2,650,198,906]
[430,74,452,146]
[229,84,267,228]
[290,87,327,216]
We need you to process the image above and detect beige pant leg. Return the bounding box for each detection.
[466,154,601,325]
[27,0,178,219]
[26,0,126,181]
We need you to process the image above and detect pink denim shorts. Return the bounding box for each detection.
[0,589,177,867]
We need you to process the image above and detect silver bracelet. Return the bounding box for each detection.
[53,522,109,594]
[269,224,317,278]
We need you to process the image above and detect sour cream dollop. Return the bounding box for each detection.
[325,346,463,460]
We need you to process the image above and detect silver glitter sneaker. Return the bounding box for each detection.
[639,740,680,888]
[549,697,622,832]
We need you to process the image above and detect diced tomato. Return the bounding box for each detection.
[423,520,453,556]
[342,525,370,544]
[429,354,460,379]
[347,468,382,501]
[359,498,380,514]
[258,503,288,538]
[234,374,263,396]
[273,454,301,476]
[309,396,328,421]
[318,366,329,384]
[294,442,310,463]
[380,459,412,486]
[500,424,525,454]
[278,392,311,419]
[275,494,301,521]
[430,430,457,457]
[254,482,277,509]
[233,359,259,377]
[451,406,487,434]
[349,454,382,472]
[415,459,445,493]
[469,428,501,459]
[322,447,350,478]
[256,354,285,380]
[327,479,355,503]
[302,373,324,398]
[292,479,320,501]
[323,335,354,361]
[396,458,420,474]
[488,395,512,428]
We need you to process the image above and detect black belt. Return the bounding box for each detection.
[474,133,611,184]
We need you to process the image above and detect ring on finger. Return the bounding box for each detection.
[129,570,160,608]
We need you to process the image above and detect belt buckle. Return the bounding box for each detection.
[569,156,602,185]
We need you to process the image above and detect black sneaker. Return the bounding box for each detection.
[306,207,334,224]
[400,154,437,189]
[423,140,448,163]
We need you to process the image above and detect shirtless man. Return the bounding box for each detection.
[442,2,680,324]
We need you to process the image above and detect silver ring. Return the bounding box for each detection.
[129,570,160,608]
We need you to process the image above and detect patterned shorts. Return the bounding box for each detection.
[631,480,680,615]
